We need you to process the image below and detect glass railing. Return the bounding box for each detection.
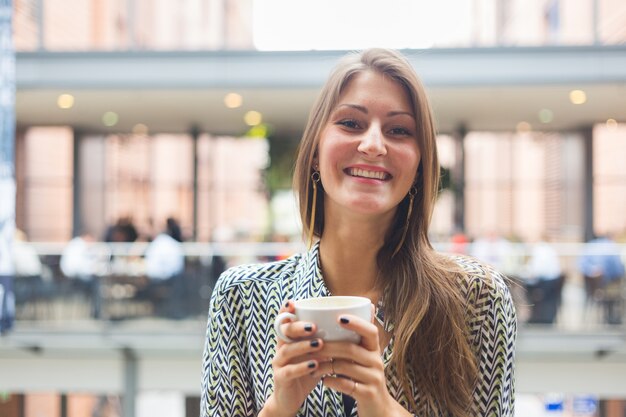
[9,241,626,330]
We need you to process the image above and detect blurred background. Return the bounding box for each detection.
[0,0,625,416]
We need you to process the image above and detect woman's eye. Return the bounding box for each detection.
[337,119,360,129]
[389,127,411,136]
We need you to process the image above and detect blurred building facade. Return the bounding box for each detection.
[11,0,626,245]
[4,2,626,417]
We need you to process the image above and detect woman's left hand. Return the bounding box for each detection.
[313,313,411,417]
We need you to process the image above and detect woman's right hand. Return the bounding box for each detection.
[260,300,326,417]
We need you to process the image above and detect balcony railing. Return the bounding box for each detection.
[9,240,626,329]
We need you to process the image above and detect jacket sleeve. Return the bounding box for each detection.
[471,271,517,417]
[201,275,255,416]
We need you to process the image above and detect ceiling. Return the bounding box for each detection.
[15,47,626,139]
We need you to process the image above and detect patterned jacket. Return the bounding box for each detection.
[201,243,516,416]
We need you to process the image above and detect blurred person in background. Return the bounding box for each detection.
[524,237,563,324]
[471,232,526,281]
[104,216,139,243]
[166,216,183,243]
[143,217,185,318]
[60,232,103,318]
[12,229,55,319]
[12,229,43,279]
[145,217,185,280]
[0,217,15,333]
[202,48,516,417]
[448,228,470,255]
[578,234,625,324]
[470,231,512,273]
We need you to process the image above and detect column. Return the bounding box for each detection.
[190,125,200,241]
[72,130,82,237]
[122,347,138,417]
[0,0,16,333]
[452,124,467,233]
[581,126,594,242]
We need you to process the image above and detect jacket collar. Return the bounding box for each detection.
[292,241,329,300]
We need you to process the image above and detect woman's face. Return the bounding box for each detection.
[317,70,421,220]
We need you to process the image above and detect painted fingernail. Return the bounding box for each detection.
[307,361,316,369]
[284,301,290,308]
[310,339,319,347]
[340,317,350,324]
[304,323,313,332]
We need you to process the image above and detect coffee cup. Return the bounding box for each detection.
[274,296,371,343]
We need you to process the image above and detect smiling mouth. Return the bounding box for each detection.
[346,168,391,181]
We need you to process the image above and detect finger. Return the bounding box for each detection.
[280,300,296,314]
[337,314,379,352]
[274,338,324,367]
[319,357,380,382]
[370,303,376,324]
[315,342,383,375]
[275,359,320,382]
[280,320,317,342]
[307,356,336,376]
[276,300,294,347]
[322,376,362,399]
[290,352,330,366]
[276,300,316,346]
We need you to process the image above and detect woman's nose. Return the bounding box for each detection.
[357,125,387,157]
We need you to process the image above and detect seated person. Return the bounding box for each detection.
[60,232,102,318]
[143,218,185,317]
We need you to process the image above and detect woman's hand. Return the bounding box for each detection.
[260,300,327,417]
[314,313,412,417]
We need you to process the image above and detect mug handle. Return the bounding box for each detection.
[274,311,297,342]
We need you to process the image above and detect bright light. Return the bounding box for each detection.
[606,118,618,129]
[244,111,263,126]
[224,93,243,109]
[253,0,472,50]
[569,90,587,105]
[538,109,553,124]
[102,111,119,127]
[57,94,74,109]
[133,123,149,135]
[516,121,531,133]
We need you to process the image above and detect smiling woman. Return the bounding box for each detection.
[316,70,421,220]
[201,49,516,417]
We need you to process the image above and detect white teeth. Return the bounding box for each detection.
[348,168,389,180]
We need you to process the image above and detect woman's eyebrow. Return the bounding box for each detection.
[336,103,368,114]
[335,104,414,119]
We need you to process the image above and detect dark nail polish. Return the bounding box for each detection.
[304,323,313,332]
[310,339,319,347]
[284,301,290,308]
[307,361,316,369]
[340,317,350,324]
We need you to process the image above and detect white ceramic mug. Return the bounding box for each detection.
[274,296,371,343]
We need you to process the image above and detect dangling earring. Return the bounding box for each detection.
[307,170,321,249]
[392,185,417,257]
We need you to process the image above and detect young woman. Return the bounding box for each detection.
[201,48,516,417]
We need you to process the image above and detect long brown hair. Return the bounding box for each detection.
[293,49,477,415]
